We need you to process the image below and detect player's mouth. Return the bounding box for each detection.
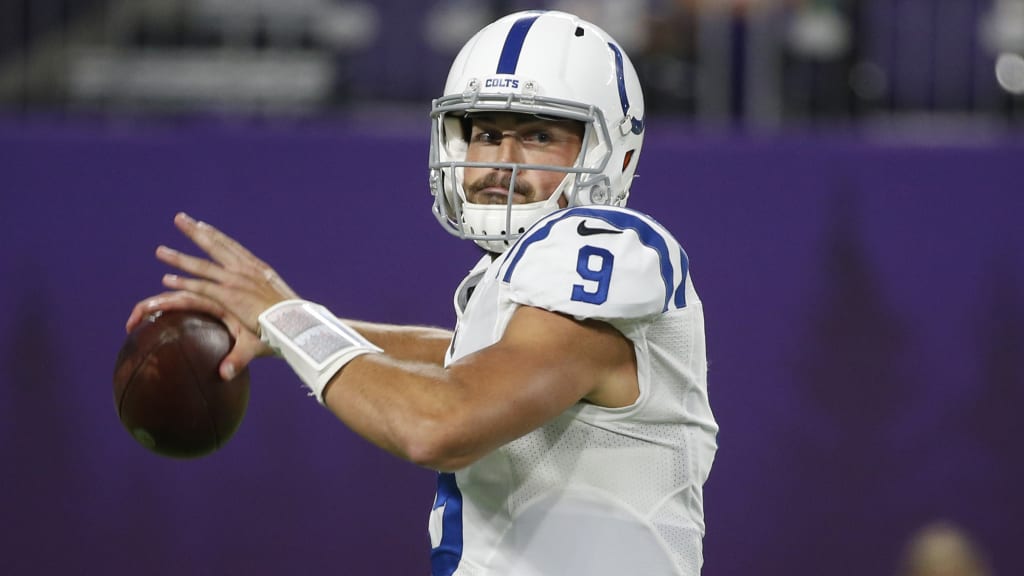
[473,188,525,205]
[466,174,534,205]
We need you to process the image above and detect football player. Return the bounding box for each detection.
[127,11,718,576]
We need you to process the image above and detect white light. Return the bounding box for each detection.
[787,6,851,60]
[995,52,1024,94]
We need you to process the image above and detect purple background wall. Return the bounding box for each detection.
[1,119,1021,575]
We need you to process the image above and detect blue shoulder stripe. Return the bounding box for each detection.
[497,14,541,74]
[674,247,690,308]
[503,208,681,312]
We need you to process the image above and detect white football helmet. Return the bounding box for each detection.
[429,10,646,253]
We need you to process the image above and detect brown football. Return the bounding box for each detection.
[113,311,250,458]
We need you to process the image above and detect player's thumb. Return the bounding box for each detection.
[220,332,262,381]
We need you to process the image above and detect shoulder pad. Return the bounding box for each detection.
[498,206,690,320]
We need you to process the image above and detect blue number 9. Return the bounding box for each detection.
[571,245,614,304]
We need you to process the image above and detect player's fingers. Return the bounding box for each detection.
[125,291,225,332]
[155,245,233,284]
[171,213,294,298]
[158,242,293,304]
[126,298,161,332]
[174,212,256,271]
[162,272,283,333]
[161,273,229,306]
[219,329,270,381]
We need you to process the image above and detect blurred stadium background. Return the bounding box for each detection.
[3,0,1024,126]
[1,2,1021,576]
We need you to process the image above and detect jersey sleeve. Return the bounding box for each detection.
[497,206,690,322]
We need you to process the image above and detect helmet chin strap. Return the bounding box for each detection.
[460,171,574,253]
[463,202,559,253]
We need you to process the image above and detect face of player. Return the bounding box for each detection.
[463,112,584,207]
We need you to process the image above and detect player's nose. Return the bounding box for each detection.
[497,135,524,164]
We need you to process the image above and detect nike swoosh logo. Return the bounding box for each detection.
[577,220,623,236]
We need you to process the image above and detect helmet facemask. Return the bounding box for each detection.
[430,92,617,253]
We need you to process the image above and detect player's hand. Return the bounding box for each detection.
[125,290,268,380]
[156,212,299,326]
[126,212,300,379]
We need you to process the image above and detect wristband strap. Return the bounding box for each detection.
[258,299,382,404]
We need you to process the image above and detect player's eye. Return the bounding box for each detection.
[471,130,503,144]
[521,130,552,145]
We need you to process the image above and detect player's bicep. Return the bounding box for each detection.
[443,305,632,454]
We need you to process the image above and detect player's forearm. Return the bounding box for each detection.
[319,327,590,472]
[321,354,484,471]
[342,320,452,366]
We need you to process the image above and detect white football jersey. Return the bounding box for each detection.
[429,206,718,576]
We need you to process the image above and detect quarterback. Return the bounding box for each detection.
[126,10,718,576]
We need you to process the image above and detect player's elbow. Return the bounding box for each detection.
[407,448,475,473]
[402,422,482,472]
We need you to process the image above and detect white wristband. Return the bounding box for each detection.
[258,299,382,404]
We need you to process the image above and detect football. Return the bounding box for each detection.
[113,310,250,458]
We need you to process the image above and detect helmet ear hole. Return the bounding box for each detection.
[575,26,585,37]
[622,149,635,172]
